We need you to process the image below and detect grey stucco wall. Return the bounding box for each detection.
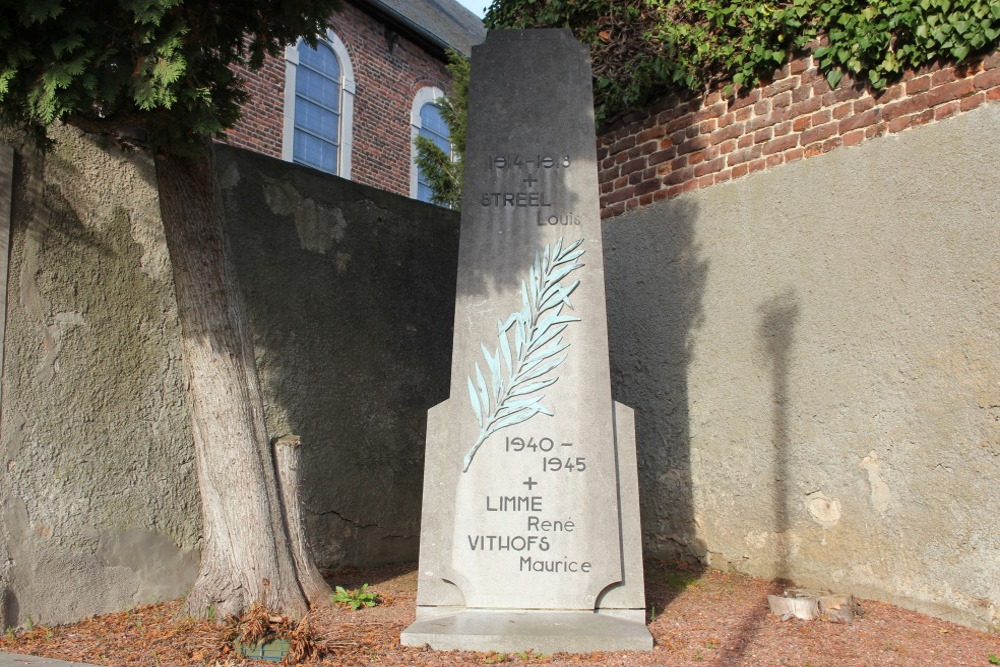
[604,103,1000,630]
[0,126,200,628]
[0,129,459,628]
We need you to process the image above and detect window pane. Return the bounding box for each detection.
[291,38,344,175]
[298,41,340,80]
[415,98,452,205]
[295,98,340,143]
[296,66,340,112]
[417,181,435,203]
[419,126,450,155]
[420,102,449,136]
[293,129,338,174]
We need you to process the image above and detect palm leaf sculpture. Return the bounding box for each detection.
[463,238,586,472]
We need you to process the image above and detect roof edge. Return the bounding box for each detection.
[348,0,474,59]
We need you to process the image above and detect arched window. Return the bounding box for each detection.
[410,87,453,203]
[283,30,355,178]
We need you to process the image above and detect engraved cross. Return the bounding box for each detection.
[522,477,538,490]
[523,173,539,188]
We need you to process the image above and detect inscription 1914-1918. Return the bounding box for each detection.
[479,152,581,226]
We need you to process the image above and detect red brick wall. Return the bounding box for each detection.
[226,2,452,196]
[597,50,1000,218]
[227,45,286,158]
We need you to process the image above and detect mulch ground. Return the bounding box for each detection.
[2,560,998,666]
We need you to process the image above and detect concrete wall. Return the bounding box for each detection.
[604,103,1000,631]
[0,127,459,628]
[216,144,458,567]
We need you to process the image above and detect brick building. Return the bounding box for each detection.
[227,3,999,220]
[226,0,485,201]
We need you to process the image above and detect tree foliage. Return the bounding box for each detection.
[0,0,339,152]
[413,49,469,208]
[484,0,1000,122]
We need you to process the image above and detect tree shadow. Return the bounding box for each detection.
[216,144,460,569]
[716,578,786,662]
[324,561,419,594]
[643,558,706,623]
[603,198,709,569]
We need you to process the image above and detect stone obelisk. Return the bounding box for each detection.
[401,29,651,653]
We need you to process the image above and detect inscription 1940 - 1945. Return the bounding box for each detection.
[479,152,581,226]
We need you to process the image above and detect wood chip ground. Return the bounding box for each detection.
[2,560,998,665]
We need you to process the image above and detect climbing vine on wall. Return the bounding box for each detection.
[484,0,1000,122]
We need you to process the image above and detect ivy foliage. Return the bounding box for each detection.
[484,0,1000,122]
[0,0,340,153]
[413,49,469,208]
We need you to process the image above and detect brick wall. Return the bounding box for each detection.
[227,45,286,158]
[597,50,1000,218]
[226,2,452,196]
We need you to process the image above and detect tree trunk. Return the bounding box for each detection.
[274,435,331,604]
[155,141,311,620]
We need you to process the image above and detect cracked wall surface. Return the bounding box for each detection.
[604,103,1000,631]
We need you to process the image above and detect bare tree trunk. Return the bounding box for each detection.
[155,141,311,620]
[274,435,331,604]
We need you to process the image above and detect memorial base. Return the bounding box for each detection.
[400,608,653,653]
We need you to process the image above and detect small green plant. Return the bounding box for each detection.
[332,583,380,610]
[4,626,15,642]
[516,650,546,659]
[649,603,656,622]
[24,614,33,632]
[483,652,507,663]
[988,653,999,665]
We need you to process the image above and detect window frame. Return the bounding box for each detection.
[410,86,450,201]
[282,29,355,178]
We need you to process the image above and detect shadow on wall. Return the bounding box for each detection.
[216,145,460,569]
[602,199,708,565]
[757,289,800,582]
[0,126,200,627]
[1,588,18,630]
